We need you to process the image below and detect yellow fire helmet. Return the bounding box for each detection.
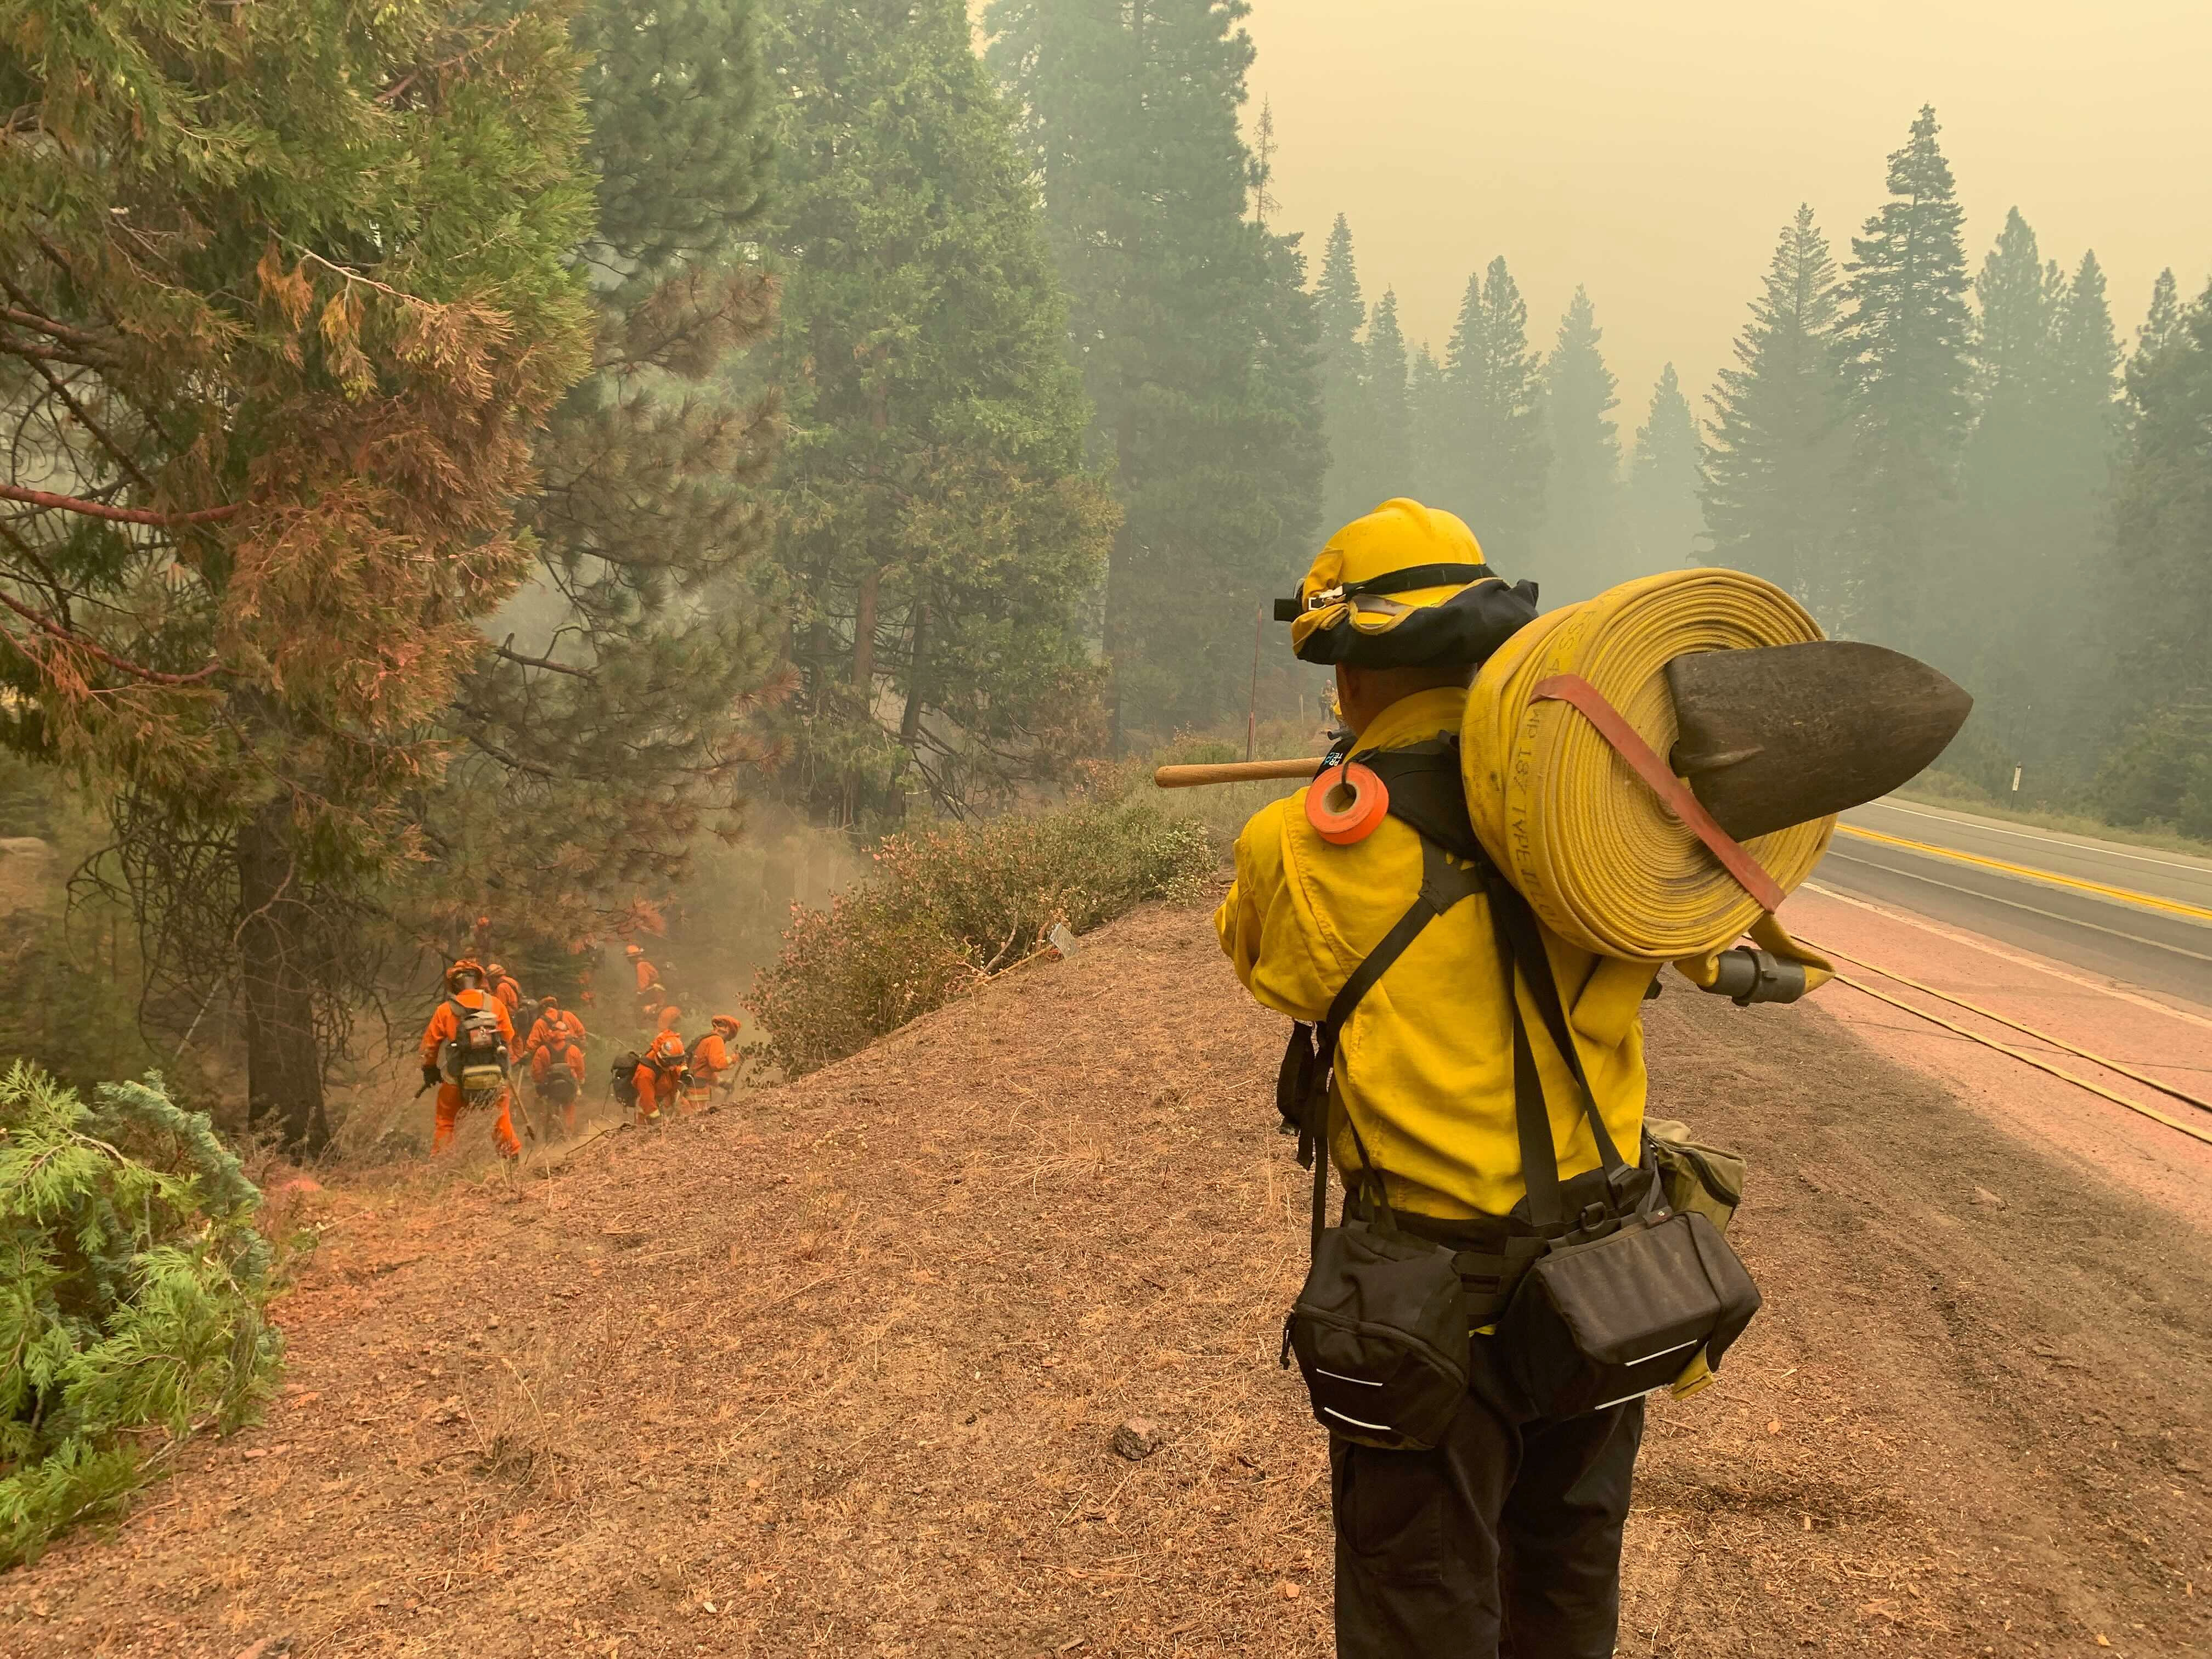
[1277,498,1539,668]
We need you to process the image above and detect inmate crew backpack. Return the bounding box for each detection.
[437,997,510,1094]
[609,1051,642,1111]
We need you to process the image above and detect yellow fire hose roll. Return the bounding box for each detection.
[1462,568,1835,964]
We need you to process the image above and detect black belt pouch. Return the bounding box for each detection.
[1500,1209,1760,1417]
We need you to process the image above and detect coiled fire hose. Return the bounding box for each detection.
[1461,568,1836,980]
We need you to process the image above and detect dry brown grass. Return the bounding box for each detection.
[3,891,2209,1657]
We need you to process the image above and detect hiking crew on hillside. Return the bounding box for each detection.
[1217,501,1658,1657]
[526,995,590,1135]
[630,1005,687,1124]
[420,957,522,1161]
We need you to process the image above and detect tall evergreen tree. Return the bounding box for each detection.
[1364,289,1412,508]
[1314,215,1375,528]
[986,0,1325,743]
[1952,213,2122,783]
[2136,268,2183,366]
[1702,205,1848,604]
[443,0,784,973]
[0,0,596,1144]
[2098,276,2212,836]
[1625,365,1703,571]
[1406,343,1450,507]
[768,0,1117,823]
[1834,106,1973,647]
[1953,208,2058,619]
[1537,286,1624,600]
[1437,257,1548,564]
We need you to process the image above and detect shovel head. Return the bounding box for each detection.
[1664,641,1972,841]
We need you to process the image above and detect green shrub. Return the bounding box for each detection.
[747,798,1211,1075]
[0,1064,282,1565]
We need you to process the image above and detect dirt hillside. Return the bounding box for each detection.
[4,885,2209,1657]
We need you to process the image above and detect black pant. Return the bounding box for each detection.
[1331,1338,1644,1659]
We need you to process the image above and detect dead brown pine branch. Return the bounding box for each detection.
[0,585,221,685]
[0,481,242,527]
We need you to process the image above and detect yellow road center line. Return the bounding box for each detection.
[1836,825,2212,926]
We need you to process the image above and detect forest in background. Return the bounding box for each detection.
[1313,108,2210,836]
[2,0,2209,1149]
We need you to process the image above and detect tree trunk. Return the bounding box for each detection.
[853,566,882,696]
[900,599,930,747]
[1107,411,1137,756]
[237,799,329,1153]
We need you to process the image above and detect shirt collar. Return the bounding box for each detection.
[1353,685,1469,753]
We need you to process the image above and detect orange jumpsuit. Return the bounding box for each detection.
[420,989,521,1158]
[527,1009,589,1131]
[686,1020,740,1107]
[631,1007,686,1122]
[493,974,522,1013]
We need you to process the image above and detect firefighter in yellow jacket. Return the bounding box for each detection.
[1216,499,1658,1659]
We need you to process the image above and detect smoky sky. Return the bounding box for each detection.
[1243,0,2212,434]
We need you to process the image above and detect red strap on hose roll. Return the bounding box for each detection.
[1531,673,1786,913]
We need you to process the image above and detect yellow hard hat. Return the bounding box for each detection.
[1279,498,1538,668]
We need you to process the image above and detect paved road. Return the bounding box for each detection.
[1810,797,2212,1010]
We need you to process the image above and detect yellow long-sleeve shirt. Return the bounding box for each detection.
[1215,686,1660,1221]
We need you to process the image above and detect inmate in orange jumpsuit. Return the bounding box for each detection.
[526,1003,589,1132]
[685,1015,742,1108]
[420,984,521,1158]
[631,1005,686,1123]
[487,964,523,1014]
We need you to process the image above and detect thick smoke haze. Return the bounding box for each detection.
[1245,0,2212,410]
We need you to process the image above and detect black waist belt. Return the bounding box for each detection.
[1340,1193,1553,1324]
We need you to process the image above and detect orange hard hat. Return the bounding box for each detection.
[625,944,644,957]
[445,957,484,991]
[486,962,506,978]
[539,995,559,1009]
[712,1014,742,1035]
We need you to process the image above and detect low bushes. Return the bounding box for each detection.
[0,1064,283,1565]
[747,798,1211,1075]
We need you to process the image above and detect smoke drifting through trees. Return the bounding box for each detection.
[1312,103,2203,831]
[5,4,2210,1143]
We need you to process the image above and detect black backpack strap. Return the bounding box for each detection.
[1354,738,1483,864]
[1480,869,1633,1233]
[1290,833,1488,1251]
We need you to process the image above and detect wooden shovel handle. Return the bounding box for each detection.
[1153,757,1325,789]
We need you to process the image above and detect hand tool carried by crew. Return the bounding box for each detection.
[1205,497,1967,1658]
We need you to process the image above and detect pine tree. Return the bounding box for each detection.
[985,0,1325,743]
[1406,344,1450,507]
[2099,276,2212,836]
[1538,286,1625,600]
[1437,257,1548,565]
[768,0,1117,822]
[1626,365,1704,571]
[1834,106,1973,646]
[0,0,596,1146]
[1952,213,2123,784]
[440,0,784,970]
[1702,205,1848,603]
[1954,208,2058,618]
[2032,248,2124,773]
[2134,268,2183,373]
[1365,290,1412,508]
[1314,215,1375,529]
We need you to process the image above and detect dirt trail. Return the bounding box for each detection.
[5,888,2210,1657]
